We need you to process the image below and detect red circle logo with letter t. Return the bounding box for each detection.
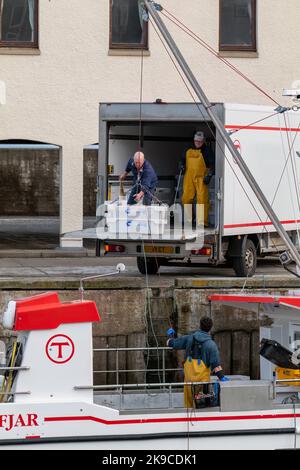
[46,335,75,364]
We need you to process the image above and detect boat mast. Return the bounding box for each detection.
[144,0,300,274]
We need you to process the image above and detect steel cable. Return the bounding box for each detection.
[161,8,280,106]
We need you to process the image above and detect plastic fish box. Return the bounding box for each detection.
[106,203,169,222]
[106,217,168,235]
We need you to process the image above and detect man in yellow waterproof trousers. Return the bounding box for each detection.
[181,132,215,227]
[167,317,228,408]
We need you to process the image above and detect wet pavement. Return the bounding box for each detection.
[0,255,294,281]
[0,217,297,287]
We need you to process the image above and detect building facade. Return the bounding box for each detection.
[0,0,299,247]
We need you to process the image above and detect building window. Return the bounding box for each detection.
[110,0,148,50]
[0,0,38,47]
[219,0,256,51]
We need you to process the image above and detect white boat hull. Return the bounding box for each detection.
[0,433,297,451]
[0,401,299,450]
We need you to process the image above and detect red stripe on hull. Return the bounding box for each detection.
[44,413,300,426]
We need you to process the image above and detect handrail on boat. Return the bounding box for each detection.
[74,380,218,391]
[93,346,178,385]
[74,380,218,410]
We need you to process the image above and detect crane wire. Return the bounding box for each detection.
[149,15,300,287]
[139,48,145,151]
[137,47,163,384]
[149,17,284,247]
[157,4,300,241]
[159,6,289,138]
[283,113,300,216]
[277,120,300,247]
[270,122,300,214]
[161,7,280,106]
[149,9,300,283]
[227,112,288,136]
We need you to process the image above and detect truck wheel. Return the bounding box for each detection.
[233,239,257,277]
[137,256,160,275]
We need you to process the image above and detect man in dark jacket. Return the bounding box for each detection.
[167,317,228,408]
[120,151,158,206]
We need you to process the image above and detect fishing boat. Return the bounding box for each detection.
[0,289,299,450]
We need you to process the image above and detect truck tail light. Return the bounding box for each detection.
[105,244,126,254]
[192,247,212,256]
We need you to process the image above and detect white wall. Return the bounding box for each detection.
[0,0,299,245]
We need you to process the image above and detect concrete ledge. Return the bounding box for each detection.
[218,51,258,59]
[0,277,145,290]
[0,250,94,258]
[0,47,40,55]
[108,49,150,57]
[175,276,300,289]
[60,237,83,249]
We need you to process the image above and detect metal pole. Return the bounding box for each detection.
[162,348,166,385]
[116,350,119,386]
[145,0,300,270]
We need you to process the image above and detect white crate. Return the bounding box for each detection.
[105,202,169,222]
[105,202,169,235]
[106,217,167,235]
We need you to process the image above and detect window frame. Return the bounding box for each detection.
[109,0,148,51]
[0,0,39,48]
[219,0,257,52]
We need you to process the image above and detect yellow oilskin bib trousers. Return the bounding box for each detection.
[182,148,210,226]
[184,359,211,408]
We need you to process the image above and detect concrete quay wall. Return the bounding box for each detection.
[0,276,299,383]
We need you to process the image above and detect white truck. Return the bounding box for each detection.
[68,101,300,277]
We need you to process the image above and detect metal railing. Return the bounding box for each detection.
[93,347,180,385]
[0,366,31,402]
[75,381,217,410]
[0,367,30,372]
[273,377,300,399]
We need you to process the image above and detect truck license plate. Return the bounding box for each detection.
[144,246,174,254]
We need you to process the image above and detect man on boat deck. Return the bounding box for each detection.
[181,131,215,227]
[167,317,228,408]
[119,151,158,206]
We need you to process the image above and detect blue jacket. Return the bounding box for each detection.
[169,330,221,371]
[125,158,158,191]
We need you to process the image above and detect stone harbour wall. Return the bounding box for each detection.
[0,279,294,385]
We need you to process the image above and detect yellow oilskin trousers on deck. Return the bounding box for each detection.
[183,359,211,409]
[182,149,210,226]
